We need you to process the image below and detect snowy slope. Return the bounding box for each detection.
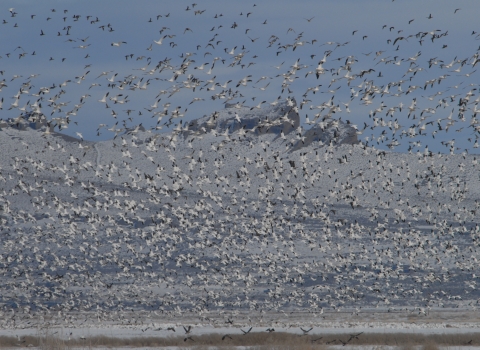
[0,102,480,330]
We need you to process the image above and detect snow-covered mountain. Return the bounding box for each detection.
[185,98,358,150]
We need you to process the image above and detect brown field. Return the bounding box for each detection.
[1,330,480,349]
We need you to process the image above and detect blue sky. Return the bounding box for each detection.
[1,0,480,153]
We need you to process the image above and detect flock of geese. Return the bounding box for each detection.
[1,1,480,332]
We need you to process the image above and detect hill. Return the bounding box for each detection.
[0,100,479,329]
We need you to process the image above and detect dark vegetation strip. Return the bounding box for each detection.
[1,331,479,348]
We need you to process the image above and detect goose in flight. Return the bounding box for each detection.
[300,327,313,335]
[154,35,167,45]
[241,327,252,335]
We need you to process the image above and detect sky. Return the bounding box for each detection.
[1,0,480,153]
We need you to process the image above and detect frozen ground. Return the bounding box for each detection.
[1,313,480,338]
[2,318,480,349]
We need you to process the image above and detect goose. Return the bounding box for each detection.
[300,327,313,335]
[98,92,109,103]
[241,327,252,335]
[154,35,167,45]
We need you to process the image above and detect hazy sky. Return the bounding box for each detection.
[1,0,480,153]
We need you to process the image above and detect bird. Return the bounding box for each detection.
[154,35,166,45]
[241,327,252,335]
[300,327,313,335]
[98,92,109,103]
